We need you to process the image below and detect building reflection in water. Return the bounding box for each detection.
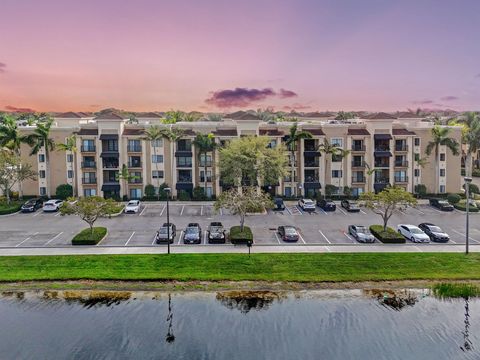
[461,297,473,352]
[165,293,175,343]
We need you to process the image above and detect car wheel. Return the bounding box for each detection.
[411,236,415,242]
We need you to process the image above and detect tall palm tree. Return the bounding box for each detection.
[284,123,312,196]
[28,117,56,198]
[143,125,164,199]
[116,164,140,199]
[364,162,379,193]
[160,127,185,191]
[413,156,428,197]
[193,133,217,197]
[0,114,34,199]
[458,112,480,177]
[426,125,460,194]
[57,135,77,196]
[317,139,350,195]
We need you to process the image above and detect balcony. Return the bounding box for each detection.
[82,177,97,184]
[394,176,409,183]
[128,162,142,168]
[394,160,409,167]
[304,160,320,167]
[351,176,365,184]
[127,145,142,153]
[81,161,96,169]
[351,144,366,152]
[200,176,213,183]
[81,145,96,152]
[351,161,365,168]
[199,161,213,167]
[103,161,119,169]
[395,145,408,152]
[129,178,143,184]
[374,177,390,184]
[304,175,320,183]
[283,176,298,182]
[374,161,390,168]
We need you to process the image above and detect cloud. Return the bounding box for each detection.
[0,62,6,73]
[412,99,434,105]
[278,88,298,98]
[283,103,311,111]
[205,87,276,108]
[4,105,35,113]
[440,96,458,101]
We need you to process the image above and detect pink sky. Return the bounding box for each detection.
[1,0,479,112]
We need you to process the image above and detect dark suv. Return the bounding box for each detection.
[155,223,176,244]
[21,198,43,213]
[273,197,285,211]
[317,199,336,211]
[429,198,454,211]
[208,222,226,243]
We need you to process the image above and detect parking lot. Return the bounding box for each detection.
[0,201,478,249]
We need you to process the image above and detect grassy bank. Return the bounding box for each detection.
[1,253,480,283]
[432,283,480,298]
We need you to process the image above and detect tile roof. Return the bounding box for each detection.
[57,112,83,118]
[76,128,98,135]
[93,112,126,120]
[137,112,161,118]
[396,112,423,119]
[347,128,370,136]
[123,128,145,136]
[212,129,238,136]
[225,111,261,120]
[259,129,285,136]
[365,112,397,120]
[392,128,416,136]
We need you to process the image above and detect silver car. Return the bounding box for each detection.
[397,224,430,243]
[348,225,375,243]
[298,198,316,212]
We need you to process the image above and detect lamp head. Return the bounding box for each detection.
[465,177,473,184]
[164,187,171,193]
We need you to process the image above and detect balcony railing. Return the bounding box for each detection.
[176,162,192,168]
[177,177,192,183]
[81,145,96,152]
[351,145,366,151]
[351,161,365,168]
[129,178,143,184]
[283,176,298,182]
[351,176,365,183]
[374,177,390,184]
[395,145,408,152]
[199,161,213,167]
[374,147,390,152]
[81,161,96,168]
[394,161,409,167]
[374,162,390,168]
[304,161,320,167]
[394,176,409,183]
[127,145,142,152]
[128,162,142,168]
[103,162,119,169]
[304,175,320,183]
[82,178,97,184]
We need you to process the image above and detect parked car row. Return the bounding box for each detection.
[155,222,227,244]
[20,198,64,213]
[297,198,361,213]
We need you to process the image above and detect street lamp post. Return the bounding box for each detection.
[465,177,472,255]
[165,187,171,255]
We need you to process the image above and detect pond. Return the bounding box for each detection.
[0,289,478,360]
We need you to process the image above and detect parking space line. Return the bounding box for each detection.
[54,212,61,217]
[159,205,166,216]
[140,205,147,216]
[343,231,355,242]
[220,208,223,216]
[318,230,331,244]
[125,231,136,246]
[16,232,37,247]
[203,230,207,244]
[178,231,184,245]
[411,207,425,215]
[44,232,63,246]
[414,246,423,252]
[285,207,292,215]
[32,212,41,217]
[360,209,367,214]
[180,205,185,216]
[151,236,157,245]
[274,231,281,244]
[318,208,328,215]
[325,246,331,252]
[201,206,204,216]
[298,233,306,244]
[337,207,348,216]
[451,229,480,244]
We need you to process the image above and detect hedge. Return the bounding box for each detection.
[0,201,23,215]
[454,201,480,213]
[72,227,107,245]
[229,226,253,244]
[369,225,406,244]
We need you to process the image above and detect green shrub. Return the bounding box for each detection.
[72,227,107,245]
[369,225,406,244]
[343,186,352,198]
[415,184,427,197]
[325,184,338,197]
[447,193,461,205]
[192,186,207,201]
[104,203,124,215]
[0,201,23,215]
[157,183,170,200]
[469,184,480,194]
[144,184,156,198]
[55,184,73,200]
[454,200,480,212]
[178,190,191,201]
[229,226,253,244]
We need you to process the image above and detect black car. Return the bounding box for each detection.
[277,225,299,242]
[208,222,226,243]
[418,223,450,243]
[341,200,360,212]
[317,199,336,211]
[21,198,43,212]
[429,198,454,211]
[184,223,202,244]
[273,197,285,211]
[155,223,176,244]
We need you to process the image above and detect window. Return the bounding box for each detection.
[440,169,446,177]
[332,154,343,162]
[206,186,213,198]
[284,187,292,197]
[440,153,446,161]
[128,156,141,167]
[414,138,420,146]
[152,155,163,163]
[199,154,212,167]
[352,187,363,197]
[394,171,407,181]
[414,169,420,177]
[331,138,343,147]
[152,170,164,179]
[67,154,73,163]
[267,139,277,148]
[440,185,446,194]
[414,153,420,161]
[103,139,118,152]
[84,189,96,197]
[177,156,192,167]
[332,170,342,178]
[39,170,46,179]
[200,170,212,182]
[128,139,141,152]
[82,139,95,151]
[177,139,192,151]
[38,154,45,162]
[67,170,73,179]
[39,187,46,196]
[130,188,142,199]
[152,139,163,147]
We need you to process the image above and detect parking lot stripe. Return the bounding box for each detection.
[201,206,204,216]
[125,231,135,246]
[16,232,37,247]
[318,230,331,244]
[220,208,223,216]
[140,205,147,216]
[360,209,367,214]
[298,233,306,244]
[54,212,61,217]
[451,229,480,244]
[319,208,328,215]
[412,207,425,215]
[32,212,41,217]
[159,205,166,216]
[285,207,293,215]
[343,232,355,242]
[203,230,207,244]
[274,231,281,244]
[178,231,184,245]
[180,205,185,216]
[44,232,63,246]
[337,207,348,216]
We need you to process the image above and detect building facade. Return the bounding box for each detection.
[18,111,462,199]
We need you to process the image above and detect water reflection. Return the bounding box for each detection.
[165,293,175,343]
[216,290,285,313]
[364,289,419,310]
[462,297,473,352]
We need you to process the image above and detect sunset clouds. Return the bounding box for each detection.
[205,88,298,108]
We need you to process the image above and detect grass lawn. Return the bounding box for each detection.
[1,253,480,282]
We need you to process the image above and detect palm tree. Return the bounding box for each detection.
[284,123,312,196]
[426,125,460,194]
[0,114,34,199]
[28,117,55,197]
[162,110,184,124]
[364,162,379,193]
[57,135,77,196]
[143,125,164,199]
[116,164,139,199]
[413,156,428,197]
[317,139,350,196]
[459,112,480,177]
[160,127,185,191]
[193,133,217,197]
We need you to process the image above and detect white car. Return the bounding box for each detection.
[125,200,141,214]
[43,199,64,212]
[397,224,430,243]
[298,198,316,212]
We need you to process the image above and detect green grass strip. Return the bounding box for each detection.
[432,282,480,298]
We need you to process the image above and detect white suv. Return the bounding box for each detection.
[298,198,316,212]
[43,199,64,212]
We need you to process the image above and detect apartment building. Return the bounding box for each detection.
[18,111,462,199]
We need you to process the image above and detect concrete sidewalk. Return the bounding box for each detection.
[0,243,475,256]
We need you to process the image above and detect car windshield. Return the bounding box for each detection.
[128,201,138,206]
[211,226,222,232]
[159,227,170,234]
[438,201,449,205]
[357,226,369,234]
[304,200,313,204]
[429,226,443,232]
[25,200,35,205]
[285,228,297,235]
[186,227,198,234]
[410,228,423,234]
[349,202,358,207]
